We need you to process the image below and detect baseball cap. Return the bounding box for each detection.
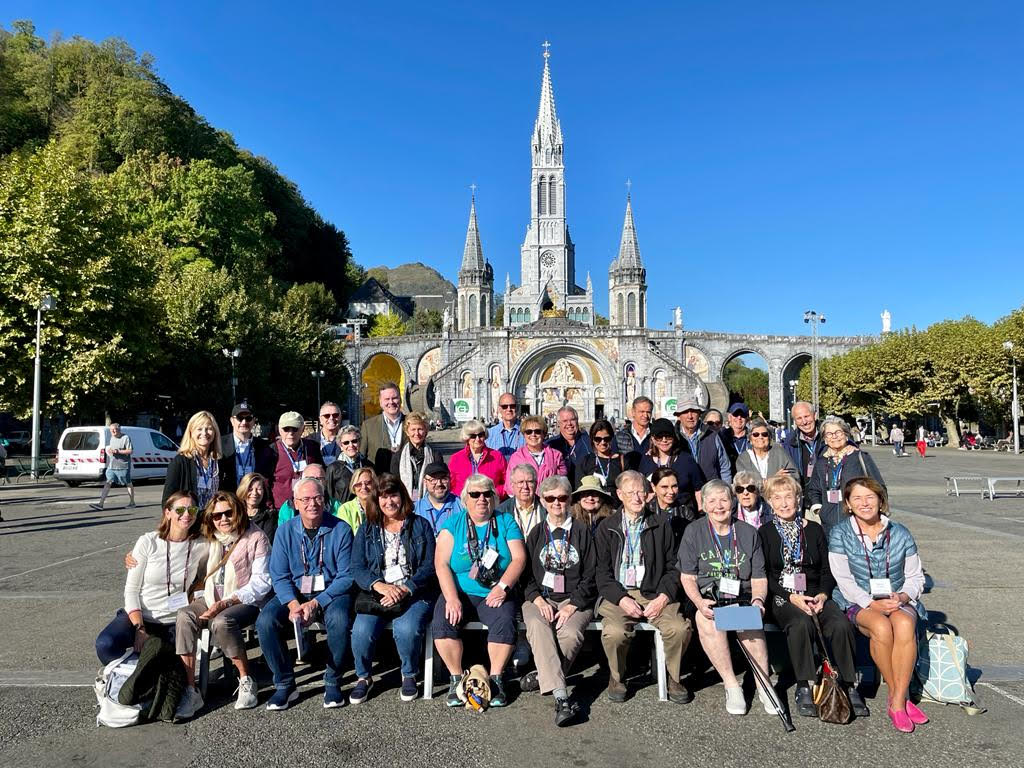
[278,411,304,430]
[728,402,749,416]
[651,418,676,438]
[673,399,703,415]
[231,401,254,417]
[424,461,450,478]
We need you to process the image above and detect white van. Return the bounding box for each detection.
[55,426,179,486]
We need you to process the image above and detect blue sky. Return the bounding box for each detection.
[7,2,1023,339]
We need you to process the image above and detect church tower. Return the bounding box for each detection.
[456,193,494,329]
[506,43,592,326]
[608,192,647,327]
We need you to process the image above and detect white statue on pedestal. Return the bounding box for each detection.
[881,309,892,334]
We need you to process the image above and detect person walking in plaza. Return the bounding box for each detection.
[163,411,222,508]
[915,424,928,458]
[267,411,324,512]
[448,418,507,497]
[317,401,344,466]
[389,411,438,502]
[173,491,272,715]
[90,422,136,510]
[736,416,796,485]
[614,396,654,462]
[807,416,886,534]
[719,403,752,476]
[674,400,731,483]
[759,474,867,719]
[220,402,271,494]
[546,406,593,487]
[829,477,927,733]
[783,401,826,495]
[889,424,906,457]
[256,476,354,710]
[497,462,543,537]
[431,474,527,708]
[575,419,626,494]
[595,470,693,704]
[349,473,437,704]
[325,425,372,504]
[520,476,597,726]
[486,392,525,460]
[360,381,407,474]
[678,479,774,715]
[505,415,567,496]
[414,461,465,536]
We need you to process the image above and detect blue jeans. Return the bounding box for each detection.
[95,609,171,664]
[256,594,353,691]
[351,598,434,679]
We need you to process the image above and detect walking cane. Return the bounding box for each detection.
[737,637,796,733]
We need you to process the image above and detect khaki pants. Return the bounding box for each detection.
[175,597,260,659]
[598,590,692,685]
[521,598,593,694]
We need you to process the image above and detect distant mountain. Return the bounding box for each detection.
[365,263,455,311]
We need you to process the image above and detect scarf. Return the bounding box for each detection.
[399,442,434,498]
[776,518,802,573]
[204,530,240,606]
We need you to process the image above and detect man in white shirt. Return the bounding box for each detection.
[487,392,525,460]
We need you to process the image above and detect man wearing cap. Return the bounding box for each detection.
[359,381,407,475]
[674,400,732,484]
[220,402,271,493]
[782,401,826,495]
[497,462,544,537]
[414,461,465,536]
[614,396,654,468]
[268,411,324,511]
[546,406,593,488]
[719,402,751,476]
[317,401,344,466]
[487,392,525,460]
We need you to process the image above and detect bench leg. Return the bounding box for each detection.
[422,626,434,700]
[197,628,211,699]
[653,629,668,702]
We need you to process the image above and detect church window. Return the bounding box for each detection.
[538,177,547,215]
[628,292,637,326]
[480,295,488,326]
[470,294,478,327]
[524,308,532,323]
[548,178,557,215]
[616,293,624,326]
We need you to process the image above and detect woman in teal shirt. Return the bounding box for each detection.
[431,474,527,708]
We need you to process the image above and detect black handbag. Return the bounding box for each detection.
[354,588,408,616]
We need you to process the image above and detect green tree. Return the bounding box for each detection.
[368,313,408,338]
[411,308,442,334]
[723,358,769,415]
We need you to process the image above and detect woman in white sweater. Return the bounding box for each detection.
[95,491,209,664]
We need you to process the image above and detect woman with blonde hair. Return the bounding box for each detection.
[390,411,438,502]
[337,466,379,533]
[163,410,222,508]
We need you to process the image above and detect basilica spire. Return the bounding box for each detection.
[460,192,485,271]
[616,194,643,268]
[533,41,563,153]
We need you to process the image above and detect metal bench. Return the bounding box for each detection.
[986,477,1024,500]
[945,475,988,498]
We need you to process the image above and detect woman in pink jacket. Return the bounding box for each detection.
[448,419,507,499]
[504,415,567,497]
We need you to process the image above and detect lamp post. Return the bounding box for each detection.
[311,370,326,434]
[221,348,241,405]
[788,379,799,428]
[1004,341,1020,456]
[31,295,54,479]
[803,310,826,416]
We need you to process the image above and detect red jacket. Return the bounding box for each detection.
[448,445,507,500]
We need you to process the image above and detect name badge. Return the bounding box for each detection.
[869,578,893,597]
[167,591,189,610]
[411,488,420,502]
[592,472,606,484]
[782,572,807,592]
[295,460,307,474]
[384,564,405,584]
[468,563,480,581]
[300,575,313,593]
[542,571,565,592]
[719,576,741,597]
[826,489,842,503]
[313,574,326,592]
[806,462,814,478]
[481,548,499,568]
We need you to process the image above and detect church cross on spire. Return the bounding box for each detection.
[542,40,551,58]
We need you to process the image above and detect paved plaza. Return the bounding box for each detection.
[1,442,1022,767]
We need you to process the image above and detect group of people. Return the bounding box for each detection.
[95,385,931,733]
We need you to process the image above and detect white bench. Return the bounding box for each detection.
[986,477,1024,500]
[945,475,988,498]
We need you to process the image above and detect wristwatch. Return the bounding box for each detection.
[132,622,144,632]
[497,581,509,593]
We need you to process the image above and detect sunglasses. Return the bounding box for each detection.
[499,403,518,410]
[210,510,234,521]
[171,505,199,518]
[593,435,612,443]
[653,434,675,441]
[523,429,545,436]
[543,495,569,503]
[340,439,358,446]
[704,420,722,426]
[467,433,487,440]
[751,431,771,438]
[353,481,374,489]
[734,484,759,494]
[578,492,603,500]
[321,413,341,420]
[282,426,300,433]
[235,414,253,422]
[467,490,493,499]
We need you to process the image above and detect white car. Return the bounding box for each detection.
[55,426,179,486]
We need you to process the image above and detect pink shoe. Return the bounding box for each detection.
[888,706,915,733]
[905,700,929,725]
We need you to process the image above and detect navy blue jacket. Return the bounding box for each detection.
[351,514,437,600]
[783,427,827,485]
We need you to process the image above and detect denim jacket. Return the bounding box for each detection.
[351,514,437,600]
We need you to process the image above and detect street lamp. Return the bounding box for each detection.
[1004,341,1020,455]
[803,310,826,416]
[221,348,241,405]
[311,370,326,433]
[30,294,54,479]
[788,379,799,428]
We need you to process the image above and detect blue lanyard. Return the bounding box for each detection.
[709,519,739,571]
[544,522,570,570]
[829,456,846,489]
[622,516,644,566]
[772,520,804,567]
[299,534,325,575]
[502,427,518,450]
[195,456,217,485]
[235,442,254,475]
[321,438,340,460]
[427,499,454,534]
[283,441,305,473]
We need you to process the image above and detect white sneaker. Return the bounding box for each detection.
[175,686,204,719]
[234,676,258,710]
[759,689,778,715]
[725,686,747,715]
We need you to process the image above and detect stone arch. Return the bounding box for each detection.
[782,351,813,418]
[718,346,773,381]
[509,341,618,422]
[360,352,409,420]
[652,368,669,416]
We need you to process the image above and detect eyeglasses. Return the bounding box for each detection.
[282,426,299,433]
[734,484,759,494]
[523,429,545,436]
[210,510,234,521]
[543,494,569,503]
[467,433,486,440]
[340,439,358,446]
[467,490,493,499]
[321,413,341,421]
[171,505,199,518]
[823,431,845,438]
[426,475,450,482]
[295,495,325,506]
[235,415,253,422]
[593,435,612,443]
[499,403,517,410]
[512,479,536,487]
[751,431,771,438]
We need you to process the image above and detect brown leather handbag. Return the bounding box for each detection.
[811,613,853,724]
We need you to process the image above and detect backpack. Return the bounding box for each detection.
[455,664,492,712]
[913,624,985,715]
[94,649,145,727]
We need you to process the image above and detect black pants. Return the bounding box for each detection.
[771,599,857,683]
